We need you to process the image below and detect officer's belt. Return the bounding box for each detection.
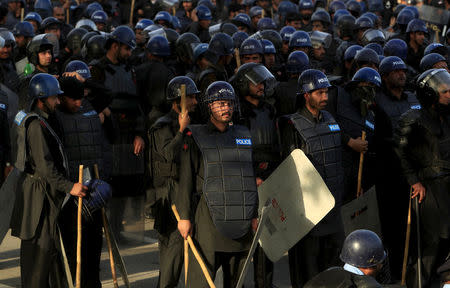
[419,160,450,180]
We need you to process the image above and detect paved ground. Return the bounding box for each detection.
[0,219,292,288]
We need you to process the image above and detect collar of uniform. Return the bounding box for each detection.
[343,263,365,276]
[299,106,322,123]
[381,84,408,101]
[33,105,50,120]
[207,119,230,133]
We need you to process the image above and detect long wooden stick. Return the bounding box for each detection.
[401,192,412,285]
[94,165,119,288]
[171,205,216,288]
[356,131,366,198]
[129,0,136,26]
[20,8,24,21]
[184,239,188,286]
[235,48,241,69]
[180,84,186,115]
[76,165,84,288]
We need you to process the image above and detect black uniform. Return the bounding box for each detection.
[0,58,20,93]
[274,77,300,116]
[304,267,382,288]
[240,99,280,287]
[0,90,10,184]
[175,122,258,287]
[374,87,421,278]
[279,107,345,287]
[148,110,185,287]
[56,99,112,287]
[10,107,72,288]
[395,107,450,288]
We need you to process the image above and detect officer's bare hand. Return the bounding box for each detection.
[178,112,190,133]
[70,183,88,197]
[98,112,105,123]
[190,9,198,22]
[256,177,264,187]
[62,72,86,83]
[411,182,426,203]
[348,137,368,153]
[251,218,258,232]
[178,219,192,239]
[134,136,145,155]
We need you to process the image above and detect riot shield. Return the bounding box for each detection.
[0,168,21,244]
[257,149,336,262]
[340,186,382,237]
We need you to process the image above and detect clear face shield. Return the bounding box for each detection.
[160,0,179,10]
[424,69,450,96]
[310,30,332,49]
[44,33,59,57]
[244,64,277,96]
[209,23,221,38]
[147,28,167,40]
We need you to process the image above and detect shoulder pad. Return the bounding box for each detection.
[398,108,421,129]
[151,114,173,131]
[198,68,215,82]
[14,110,40,127]
[0,102,6,111]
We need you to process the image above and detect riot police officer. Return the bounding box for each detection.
[56,75,111,288]
[149,76,199,287]
[239,38,263,64]
[10,73,87,287]
[304,229,386,288]
[395,69,450,288]
[231,63,279,288]
[90,26,146,241]
[328,67,380,201]
[0,30,20,93]
[0,89,11,185]
[175,81,258,287]
[279,69,345,287]
[12,21,35,63]
[375,56,421,279]
[405,19,428,72]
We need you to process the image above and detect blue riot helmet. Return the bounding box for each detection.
[76,179,112,222]
[406,19,428,34]
[340,229,387,268]
[221,23,238,37]
[232,31,249,49]
[108,25,136,49]
[333,9,351,25]
[232,13,252,29]
[135,19,154,30]
[402,6,419,19]
[196,5,212,21]
[278,1,298,19]
[29,73,63,100]
[289,31,311,49]
[12,22,35,38]
[364,43,383,55]
[249,6,263,18]
[41,17,61,33]
[383,39,407,60]
[310,30,332,49]
[240,38,263,55]
[346,0,361,17]
[424,43,447,57]
[85,2,103,18]
[286,51,310,74]
[299,0,314,10]
[337,14,356,39]
[351,67,382,86]
[91,10,108,24]
[379,56,407,76]
[197,0,215,13]
[205,33,234,64]
[75,19,97,32]
[329,0,346,15]
[154,11,172,26]
[175,32,200,62]
[65,60,91,79]
[171,16,181,30]
[297,69,331,96]
[83,35,106,61]
[396,9,414,26]
[146,35,170,56]
[257,18,277,31]
[420,53,447,72]
[393,4,406,18]
[354,47,380,67]
[261,39,276,54]
[311,9,331,26]
[361,12,378,27]
[167,76,200,101]
[34,0,52,19]
[193,43,208,62]
[367,0,383,13]
[354,15,374,30]
[259,30,282,53]
[344,44,363,61]
[280,26,296,42]
[360,29,385,46]
[203,81,237,119]
[24,12,42,29]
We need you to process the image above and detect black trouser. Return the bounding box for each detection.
[20,201,66,288]
[59,200,103,288]
[288,231,343,288]
[187,248,248,288]
[253,244,273,288]
[157,216,184,288]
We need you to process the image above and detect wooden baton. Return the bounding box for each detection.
[171,205,216,288]
[76,165,83,288]
[401,192,412,285]
[356,131,366,198]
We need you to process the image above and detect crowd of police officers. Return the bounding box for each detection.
[0,0,449,286]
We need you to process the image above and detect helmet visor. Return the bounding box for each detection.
[421,69,450,95]
[244,65,277,94]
